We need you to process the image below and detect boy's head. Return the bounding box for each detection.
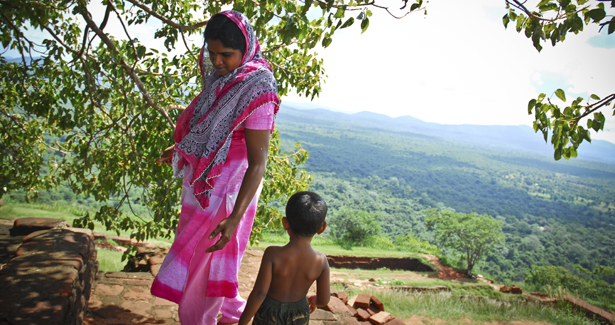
[285,191,327,237]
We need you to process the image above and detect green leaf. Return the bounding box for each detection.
[609,17,615,34]
[410,3,420,11]
[302,0,313,14]
[585,8,606,23]
[322,36,332,47]
[537,93,546,102]
[554,148,562,160]
[590,94,600,100]
[340,17,354,29]
[334,7,345,19]
[503,14,510,28]
[528,99,537,113]
[537,0,550,7]
[361,17,369,33]
[555,88,566,102]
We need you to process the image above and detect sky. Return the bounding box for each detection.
[282,0,615,144]
[4,0,615,143]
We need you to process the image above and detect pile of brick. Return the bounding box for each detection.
[321,290,404,325]
[499,284,522,294]
[123,245,168,275]
[91,233,168,275]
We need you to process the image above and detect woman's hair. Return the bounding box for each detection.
[286,191,328,237]
[204,14,246,55]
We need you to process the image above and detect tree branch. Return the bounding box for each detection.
[124,0,208,31]
[570,94,615,128]
[79,8,175,128]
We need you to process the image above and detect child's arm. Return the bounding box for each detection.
[238,247,275,325]
[314,253,330,307]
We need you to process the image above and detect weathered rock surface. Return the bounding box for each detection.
[0,223,97,325]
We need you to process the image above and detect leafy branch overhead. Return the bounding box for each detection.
[503,0,615,160]
[0,0,424,242]
[529,89,614,161]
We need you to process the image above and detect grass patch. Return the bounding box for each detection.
[329,268,503,300]
[96,249,126,272]
[252,232,431,260]
[0,202,172,246]
[0,204,81,222]
[342,288,597,325]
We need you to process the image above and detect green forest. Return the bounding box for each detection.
[275,107,615,289]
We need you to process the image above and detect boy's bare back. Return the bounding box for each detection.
[263,242,330,303]
[238,191,330,325]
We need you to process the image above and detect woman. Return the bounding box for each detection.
[151,11,279,325]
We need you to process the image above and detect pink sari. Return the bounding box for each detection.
[151,10,279,323]
[150,125,271,302]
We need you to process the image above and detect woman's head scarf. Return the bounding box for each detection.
[173,11,279,209]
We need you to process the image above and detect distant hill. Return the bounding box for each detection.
[275,103,615,282]
[279,102,615,165]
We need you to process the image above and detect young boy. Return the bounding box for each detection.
[238,191,330,325]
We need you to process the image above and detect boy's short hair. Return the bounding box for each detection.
[285,191,327,237]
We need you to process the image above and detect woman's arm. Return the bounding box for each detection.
[206,128,270,253]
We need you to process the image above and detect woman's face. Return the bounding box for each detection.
[206,39,243,76]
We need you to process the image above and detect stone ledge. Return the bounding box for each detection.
[0,223,98,325]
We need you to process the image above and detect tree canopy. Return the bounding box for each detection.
[328,208,381,247]
[0,0,423,242]
[0,0,613,242]
[426,209,504,276]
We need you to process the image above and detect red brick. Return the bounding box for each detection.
[335,291,349,304]
[347,295,358,307]
[356,308,371,321]
[354,293,372,309]
[346,305,358,317]
[370,295,384,312]
[367,305,379,315]
[510,284,523,294]
[151,264,162,277]
[123,287,151,301]
[95,284,124,296]
[369,311,393,325]
[120,300,152,317]
[310,309,337,321]
[324,296,351,315]
[12,218,66,235]
[153,308,174,318]
[123,279,152,287]
[340,316,361,325]
[148,254,165,265]
[330,286,339,296]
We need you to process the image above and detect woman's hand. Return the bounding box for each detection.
[205,128,270,253]
[157,145,175,165]
[206,216,240,253]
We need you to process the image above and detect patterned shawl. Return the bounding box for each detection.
[172,10,280,209]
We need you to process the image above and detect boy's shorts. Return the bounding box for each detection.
[252,295,310,325]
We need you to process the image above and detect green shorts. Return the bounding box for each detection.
[252,296,310,325]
